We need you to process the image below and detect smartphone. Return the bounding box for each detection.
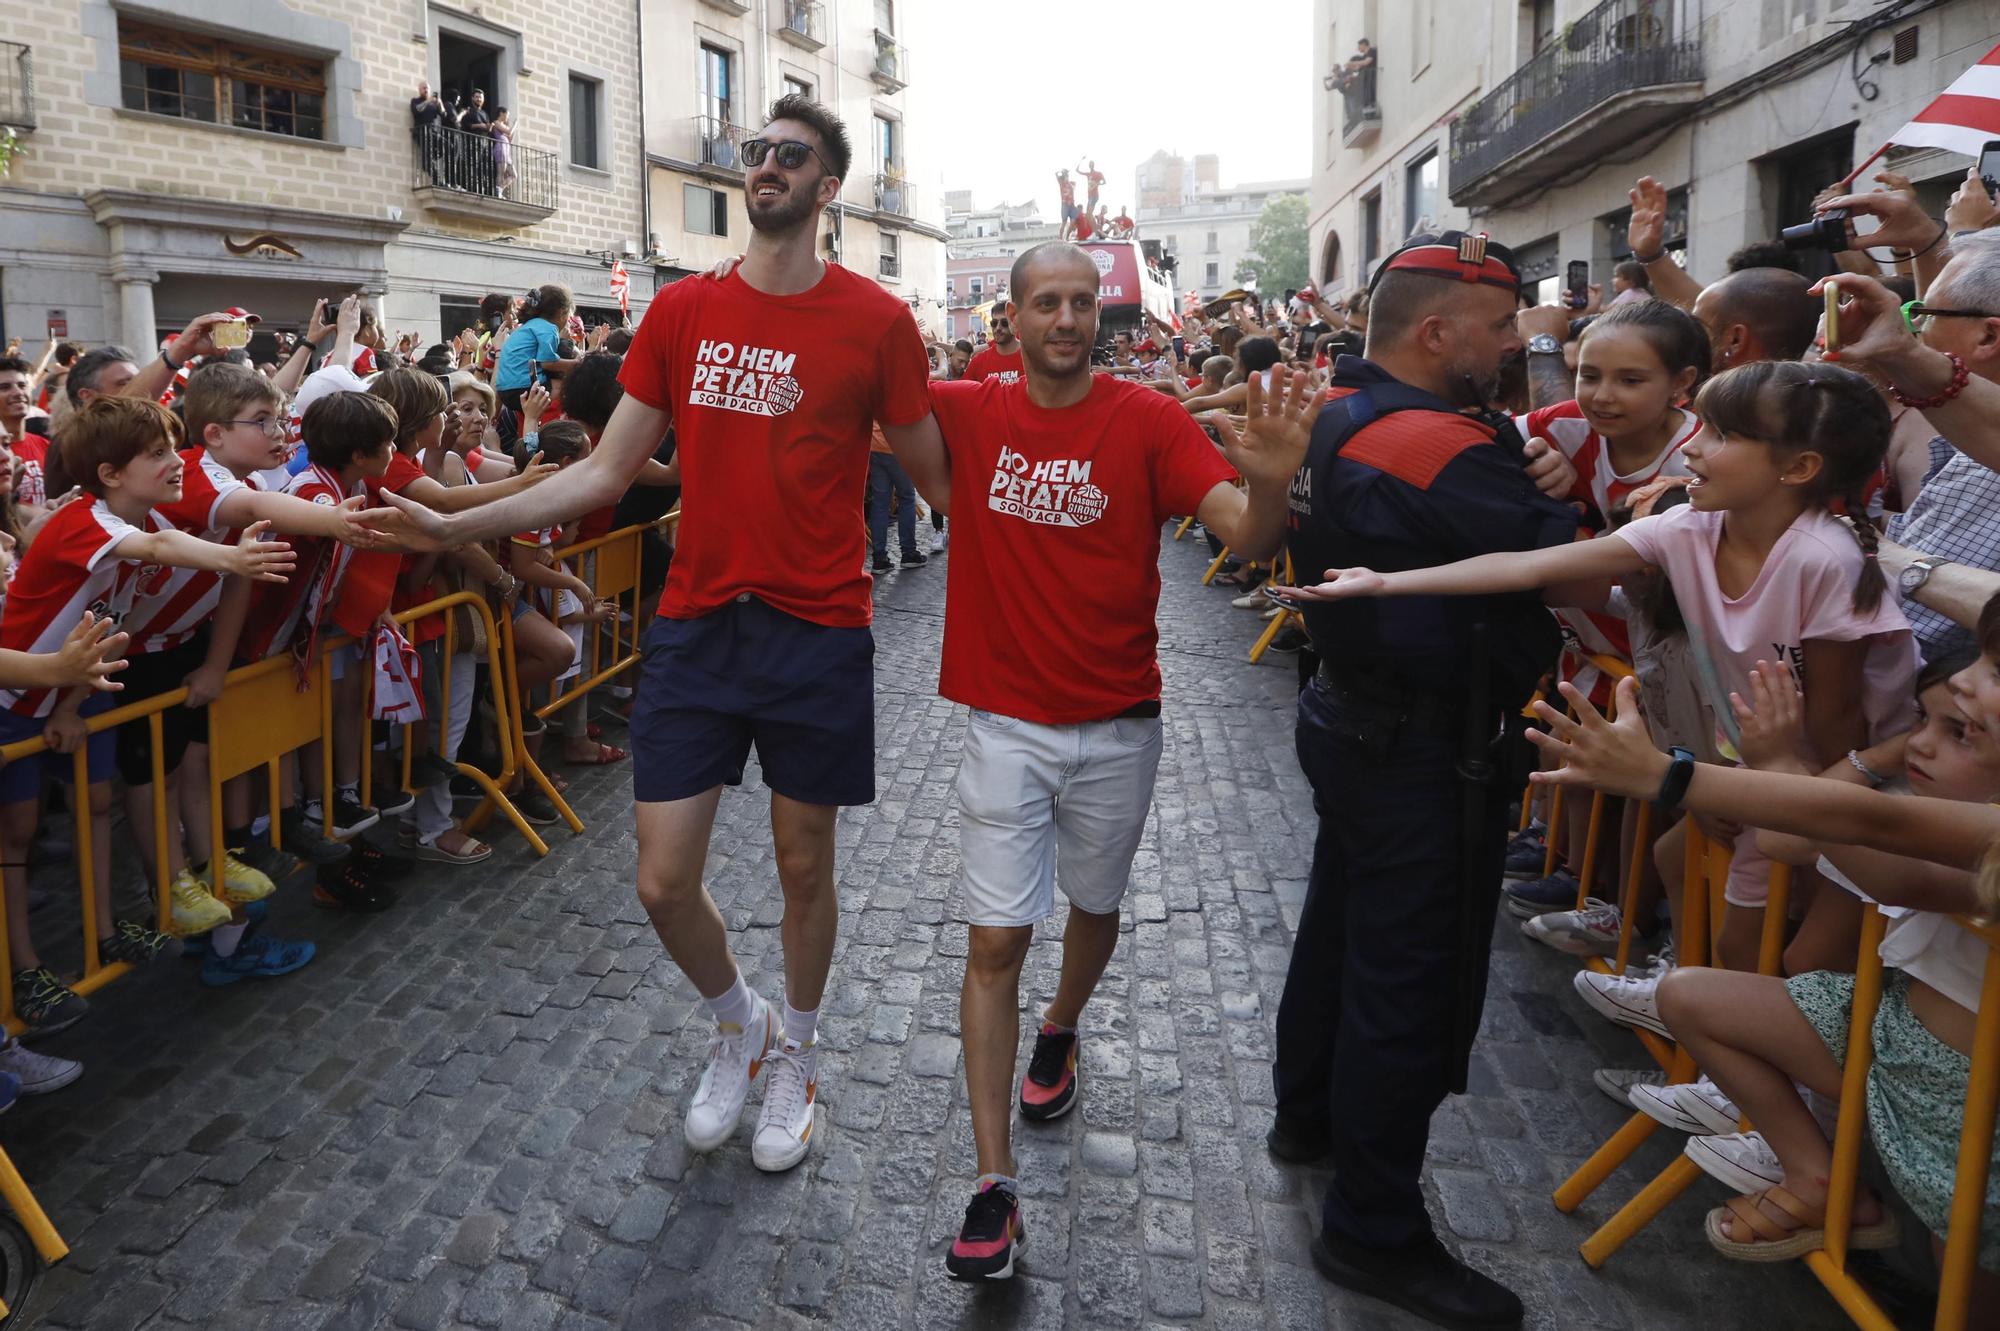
[1823,284,1840,353]
[1172,335,1187,359]
[1262,584,1302,612]
[1980,139,2000,201]
[212,319,251,350]
[1565,260,1589,308]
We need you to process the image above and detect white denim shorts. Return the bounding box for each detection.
[956,708,1162,927]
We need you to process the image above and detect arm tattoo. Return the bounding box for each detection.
[1526,354,1574,411]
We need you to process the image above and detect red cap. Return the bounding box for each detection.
[223,307,262,324]
[1375,232,1519,293]
[1137,339,1160,354]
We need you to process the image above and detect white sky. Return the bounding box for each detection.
[915,0,1314,214]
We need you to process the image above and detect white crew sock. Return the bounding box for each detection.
[210,922,248,959]
[705,970,755,1031]
[783,1001,819,1049]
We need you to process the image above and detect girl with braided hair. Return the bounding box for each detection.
[1279,359,1918,987]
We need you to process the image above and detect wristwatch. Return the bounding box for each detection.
[1526,333,1562,356]
[1654,746,1697,810]
[1898,556,1951,597]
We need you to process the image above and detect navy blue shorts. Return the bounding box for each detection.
[631,595,875,807]
[0,691,118,804]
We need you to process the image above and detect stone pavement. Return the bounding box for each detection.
[8,533,1852,1330]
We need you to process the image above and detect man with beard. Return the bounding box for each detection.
[908,242,1323,1281]
[1265,233,1579,1330]
[367,94,938,1176]
[962,312,1023,383]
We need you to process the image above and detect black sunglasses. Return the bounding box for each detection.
[741,138,832,173]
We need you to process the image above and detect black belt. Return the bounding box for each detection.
[1113,700,1161,720]
[1313,663,1460,734]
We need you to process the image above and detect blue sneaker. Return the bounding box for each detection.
[0,1069,21,1115]
[1503,869,1580,920]
[1504,833,1548,880]
[200,932,315,986]
[181,899,268,959]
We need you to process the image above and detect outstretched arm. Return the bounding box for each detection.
[1279,530,1642,604]
[1198,369,1324,561]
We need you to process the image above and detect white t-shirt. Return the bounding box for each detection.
[1818,854,1986,1015]
[1613,505,1918,758]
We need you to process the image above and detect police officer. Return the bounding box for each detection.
[1268,233,1580,1330]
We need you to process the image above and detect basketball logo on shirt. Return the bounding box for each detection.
[988,447,1106,527]
[688,339,802,417]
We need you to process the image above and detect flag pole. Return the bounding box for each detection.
[1836,141,1892,191]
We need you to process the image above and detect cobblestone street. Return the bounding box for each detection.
[9,533,1848,1330]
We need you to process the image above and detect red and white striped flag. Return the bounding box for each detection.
[609,258,630,318]
[1886,40,2000,156]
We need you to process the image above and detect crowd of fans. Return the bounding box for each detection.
[0,286,675,1115]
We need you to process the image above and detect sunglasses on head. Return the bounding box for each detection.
[741,138,831,172]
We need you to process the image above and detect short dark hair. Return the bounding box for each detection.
[54,343,80,367]
[953,339,974,355]
[58,397,182,497]
[765,93,851,180]
[1580,298,1711,384]
[1613,260,1652,291]
[0,356,28,377]
[1237,336,1281,374]
[558,352,625,433]
[302,391,398,472]
[478,292,512,324]
[1726,242,1802,274]
[69,345,137,406]
[1008,241,1097,303]
[1708,267,1820,362]
[534,420,591,465]
[604,327,635,356]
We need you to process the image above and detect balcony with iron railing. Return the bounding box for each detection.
[1,40,36,131]
[1339,64,1379,148]
[874,170,913,220]
[692,115,749,176]
[777,0,827,50]
[1449,0,1703,208]
[871,32,909,92]
[700,0,752,14]
[411,122,557,226]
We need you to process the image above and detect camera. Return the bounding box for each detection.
[1780,209,1851,253]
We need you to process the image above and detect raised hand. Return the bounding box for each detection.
[330,494,382,549]
[1730,659,1810,773]
[1627,176,1668,256]
[229,522,296,583]
[353,489,453,553]
[54,613,129,693]
[1521,435,1576,499]
[522,383,551,429]
[1945,165,2000,234]
[1813,273,1920,373]
[1208,367,1324,489]
[1526,677,1671,801]
[304,299,333,346]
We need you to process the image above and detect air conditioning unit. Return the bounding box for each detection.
[622,239,640,258]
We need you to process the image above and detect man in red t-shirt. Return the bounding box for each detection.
[0,355,49,510]
[962,315,1023,385]
[915,241,1322,1281]
[366,93,947,1178]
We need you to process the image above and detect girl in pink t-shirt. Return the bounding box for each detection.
[1282,360,1917,979]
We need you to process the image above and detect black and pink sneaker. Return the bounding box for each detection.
[1018,1022,1078,1121]
[945,1179,1026,1280]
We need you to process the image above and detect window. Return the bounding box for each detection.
[117,20,326,140]
[699,44,733,127]
[970,276,983,295]
[1361,189,1382,271]
[875,115,899,172]
[880,232,901,280]
[1528,0,1557,54]
[685,183,727,237]
[1204,261,1219,285]
[568,74,602,170]
[1404,149,1439,237]
[783,75,813,101]
[1205,230,1219,253]
[874,0,895,32]
[945,279,955,297]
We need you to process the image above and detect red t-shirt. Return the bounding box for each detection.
[357,451,443,644]
[964,345,1024,385]
[928,375,1235,723]
[0,499,164,717]
[241,466,356,663]
[12,434,50,509]
[618,263,931,628]
[126,449,259,653]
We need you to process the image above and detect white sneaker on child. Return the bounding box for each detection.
[1685,1131,1783,1194]
[1591,1066,1665,1109]
[751,1039,819,1173]
[1671,1074,1742,1136]
[1572,969,1669,1037]
[1629,1080,1711,1134]
[1521,898,1622,957]
[684,992,778,1153]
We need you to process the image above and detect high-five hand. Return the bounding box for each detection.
[1207,367,1323,490]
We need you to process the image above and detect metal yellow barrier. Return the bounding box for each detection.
[1248,551,1302,664]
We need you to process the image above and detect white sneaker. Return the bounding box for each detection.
[1572,969,1669,1037]
[1633,942,1677,978]
[1231,591,1264,609]
[1630,1081,1711,1133]
[1685,1130,1783,1194]
[684,993,778,1153]
[1521,897,1622,957]
[1592,1066,1665,1110]
[930,530,947,554]
[751,1039,819,1173]
[1671,1075,1742,1136]
[0,1036,80,1094]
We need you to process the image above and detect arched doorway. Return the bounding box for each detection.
[1319,231,1342,289]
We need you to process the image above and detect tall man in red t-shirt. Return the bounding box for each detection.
[369,95,943,1177]
[914,241,1324,1281]
[962,314,1023,385]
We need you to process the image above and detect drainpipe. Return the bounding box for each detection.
[636,0,653,308]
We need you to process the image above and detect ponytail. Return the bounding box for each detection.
[1843,495,1886,616]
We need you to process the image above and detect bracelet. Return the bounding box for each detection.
[1632,248,1667,265]
[1890,350,1970,409]
[1655,746,1697,810]
[1846,749,1890,786]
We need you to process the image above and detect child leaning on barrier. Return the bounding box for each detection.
[0,397,295,1034]
[1528,627,2000,1304]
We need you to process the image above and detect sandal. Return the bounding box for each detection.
[414,830,493,864]
[1704,1185,1900,1262]
[563,743,628,767]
